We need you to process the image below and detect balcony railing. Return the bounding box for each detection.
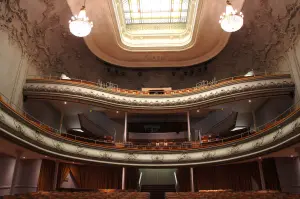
[26,70,290,97]
[0,90,299,152]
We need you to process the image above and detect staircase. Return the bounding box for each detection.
[141,184,176,199]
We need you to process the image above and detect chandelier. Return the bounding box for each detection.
[219,0,244,32]
[69,0,93,37]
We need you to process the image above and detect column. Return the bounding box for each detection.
[187,111,191,141]
[287,44,300,105]
[59,112,64,134]
[252,111,257,131]
[198,129,202,145]
[53,161,59,190]
[190,167,195,192]
[123,112,128,142]
[10,150,22,195]
[122,167,126,190]
[258,160,266,190]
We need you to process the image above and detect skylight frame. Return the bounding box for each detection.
[122,0,190,25]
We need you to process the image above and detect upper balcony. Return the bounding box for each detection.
[24,72,294,113]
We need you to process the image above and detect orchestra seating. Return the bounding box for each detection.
[3,191,150,199]
[165,191,300,199]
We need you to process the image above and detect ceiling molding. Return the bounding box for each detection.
[110,0,201,50]
[0,0,299,88]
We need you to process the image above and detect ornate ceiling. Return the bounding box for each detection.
[0,0,299,89]
[65,0,244,67]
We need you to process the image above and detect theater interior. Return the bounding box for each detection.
[1,0,300,198]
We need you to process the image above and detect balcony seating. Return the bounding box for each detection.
[165,191,300,199]
[1,82,298,152]
[4,191,150,199]
[32,73,282,97]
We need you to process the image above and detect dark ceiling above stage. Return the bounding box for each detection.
[128,122,188,133]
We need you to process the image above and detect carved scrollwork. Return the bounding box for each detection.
[151,154,164,162]
[33,130,45,144]
[99,152,112,160]
[14,120,24,136]
[0,113,5,123]
[24,77,294,108]
[177,152,191,162]
[228,144,243,155]
[202,151,216,160]
[252,137,264,149]
[75,146,88,156]
[272,127,284,141]
[125,153,138,161]
[52,140,64,151]
[291,120,300,132]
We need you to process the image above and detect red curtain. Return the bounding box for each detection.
[126,167,139,190]
[58,163,122,189]
[69,164,81,188]
[194,161,261,191]
[262,158,281,190]
[58,163,71,188]
[79,165,122,189]
[38,159,56,191]
[177,167,191,192]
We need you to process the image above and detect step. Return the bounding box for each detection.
[141,185,176,199]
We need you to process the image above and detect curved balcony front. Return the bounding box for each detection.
[1,91,300,166]
[23,74,294,112]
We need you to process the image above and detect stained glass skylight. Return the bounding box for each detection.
[122,0,190,24]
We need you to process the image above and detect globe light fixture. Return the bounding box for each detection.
[69,1,93,37]
[219,0,244,32]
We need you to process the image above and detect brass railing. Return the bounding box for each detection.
[26,70,290,97]
[0,91,299,152]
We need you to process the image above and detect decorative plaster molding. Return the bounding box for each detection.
[0,0,299,86]
[110,0,201,50]
[1,100,300,166]
[23,76,294,111]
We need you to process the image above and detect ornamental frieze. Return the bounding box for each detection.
[0,100,300,166]
[23,77,294,111]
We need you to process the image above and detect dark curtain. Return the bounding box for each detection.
[79,165,122,189]
[194,161,261,191]
[126,167,139,190]
[58,163,122,189]
[58,163,71,188]
[69,164,81,188]
[177,167,191,192]
[262,158,281,190]
[38,159,56,191]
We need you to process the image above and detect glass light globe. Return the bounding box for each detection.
[69,7,93,37]
[219,2,244,32]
